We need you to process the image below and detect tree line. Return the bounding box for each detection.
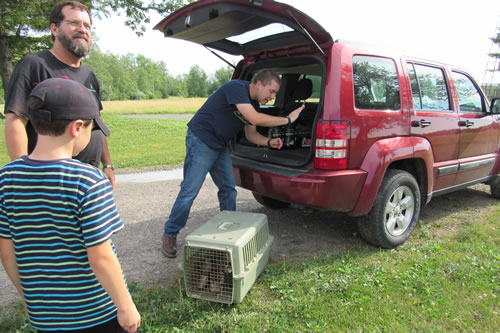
[83,46,234,101]
[0,45,234,103]
[0,0,191,104]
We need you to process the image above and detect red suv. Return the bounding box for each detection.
[155,0,500,248]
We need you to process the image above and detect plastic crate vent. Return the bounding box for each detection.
[183,210,274,304]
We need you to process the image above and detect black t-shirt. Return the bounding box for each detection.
[188,80,260,150]
[4,50,105,166]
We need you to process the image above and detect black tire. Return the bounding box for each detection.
[357,169,421,249]
[491,183,500,199]
[252,192,291,209]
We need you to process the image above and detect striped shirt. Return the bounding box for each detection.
[0,156,124,331]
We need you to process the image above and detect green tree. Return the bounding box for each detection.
[83,46,117,100]
[0,0,188,97]
[134,55,171,99]
[169,74,186,97]
[149,60,171,99]
[114,53,139,100]
[185,65,208,97]
[85,49,173,101]
[207,66,233,95]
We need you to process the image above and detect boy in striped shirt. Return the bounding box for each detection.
[0,78,140,332]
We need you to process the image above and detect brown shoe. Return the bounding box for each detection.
[161,233,177,258]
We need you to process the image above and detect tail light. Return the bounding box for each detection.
[314,121,350,170]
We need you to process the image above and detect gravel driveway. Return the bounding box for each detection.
[0,169,360,307]
[0,168,496,308]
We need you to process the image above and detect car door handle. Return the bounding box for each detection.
[458,120,474,127]
[411,120,432,128]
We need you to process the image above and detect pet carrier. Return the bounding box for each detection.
[183,210,274,304]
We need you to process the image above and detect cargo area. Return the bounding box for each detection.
[231,56,324,167]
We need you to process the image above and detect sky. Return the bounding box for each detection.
[93,0,500,84]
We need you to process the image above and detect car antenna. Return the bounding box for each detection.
[287,10,327,59]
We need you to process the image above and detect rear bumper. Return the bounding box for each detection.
[232,163,367,212]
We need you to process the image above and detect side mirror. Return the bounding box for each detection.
[491,98,500,114]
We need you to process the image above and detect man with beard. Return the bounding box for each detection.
[3,1,115,187]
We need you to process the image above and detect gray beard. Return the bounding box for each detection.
[57,32,91,58]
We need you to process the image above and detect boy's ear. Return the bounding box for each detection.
[69,120,85,137]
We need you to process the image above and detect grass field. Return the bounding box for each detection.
[101,98,206,170]
[0,98,206,170]
[101,97,206,115]
[0,99,499,332]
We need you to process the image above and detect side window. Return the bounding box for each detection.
[407,63,451,111]
[407,64,421,109]
[451,71,484,112]
[310,75,322,100]
[353,56,401,110]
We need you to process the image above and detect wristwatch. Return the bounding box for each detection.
[103,164,115,171]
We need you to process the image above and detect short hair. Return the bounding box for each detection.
[50,1,92,41]
[28,96,91,136]
[252,70,281,86]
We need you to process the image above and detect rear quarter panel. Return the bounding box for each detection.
[325,43,411,170]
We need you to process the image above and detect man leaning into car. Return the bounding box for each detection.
[161,69,305,258]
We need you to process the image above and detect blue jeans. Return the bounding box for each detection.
[164,130,237,238]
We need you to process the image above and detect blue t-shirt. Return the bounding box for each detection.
[0,156,123,331]
[188,80,260,150]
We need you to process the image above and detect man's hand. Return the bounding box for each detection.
[103,168,115,190]
[4,113,29,160]
[268,137,283,149]
[288,103,306,123]
[101,138,115,189]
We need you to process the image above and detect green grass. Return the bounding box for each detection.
[0,116,190,170]
[0,99,199,170]
[101,97,205,115]
[101,114,188,170]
